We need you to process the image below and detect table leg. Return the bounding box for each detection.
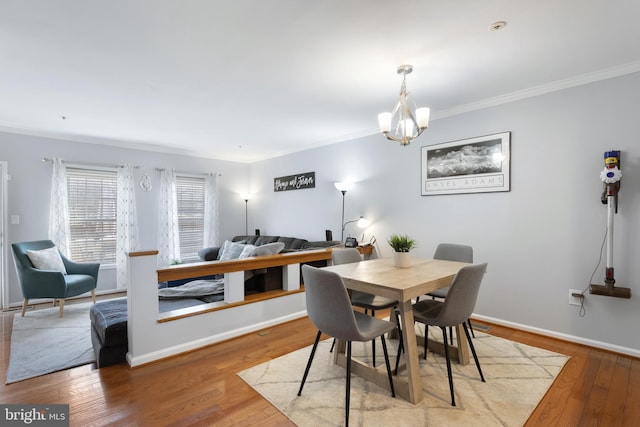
[398,299,423,404]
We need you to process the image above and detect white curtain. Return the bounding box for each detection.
[157,169,180,266]
[116,164,140,289]
[48,158,71,255]
[203,173,219,247]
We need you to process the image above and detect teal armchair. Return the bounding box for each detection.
[11,240,100,317]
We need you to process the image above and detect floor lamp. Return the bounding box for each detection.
[241,193,252,235]
[334,182,353,241]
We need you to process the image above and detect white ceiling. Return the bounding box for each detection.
[2,1,640,163]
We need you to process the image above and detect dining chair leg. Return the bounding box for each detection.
[380,335,396,398]
[330,338,336,353]
[467,319,476,338]
[345,341,352,427]
[393,310,403,374]
[463,322,485,382]
[298,330,322,396]
[441,327,456,406]
[423,325,429,359]
[371,310,376,367]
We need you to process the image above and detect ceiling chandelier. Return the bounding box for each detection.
[377,64,430,146]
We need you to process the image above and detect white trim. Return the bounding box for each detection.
[433,61,640,120]
[126,310,307,367]
[473,314,640,358]
[0,161,7,310]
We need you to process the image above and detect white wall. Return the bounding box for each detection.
[0,133,251,304]
[2,72,638,354]
[250,72,640,354]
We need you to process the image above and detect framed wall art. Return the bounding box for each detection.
[274,171,315,192]
[421,132,510,196]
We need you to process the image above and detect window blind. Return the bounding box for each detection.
[66,167,117,263]
[176,176,205,259]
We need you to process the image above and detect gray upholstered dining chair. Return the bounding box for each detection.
[428,243,474,299]
[395,262,487,406]
[330,248,398,366]
[423,243,475,341]
[298,265,396,426]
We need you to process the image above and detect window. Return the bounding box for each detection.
[176,175,205,260]
[66,167,117,264]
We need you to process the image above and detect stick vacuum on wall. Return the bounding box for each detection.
[589,150,631,298]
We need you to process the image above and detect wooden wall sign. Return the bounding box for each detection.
[274,172,315,192]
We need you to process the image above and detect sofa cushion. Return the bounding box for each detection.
[278,237,308,250]
[302,240,343,249]
[233,235,259,245]
[254,236,280,246]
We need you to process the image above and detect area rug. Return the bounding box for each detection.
[239,327,569,426]
[6,302,95,384]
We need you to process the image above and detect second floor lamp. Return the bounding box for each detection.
[241,193,252,235]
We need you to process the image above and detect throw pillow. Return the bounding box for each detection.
[238,244,258,259]
[218,240,247,260]
[249,242,285,257]
[25,246,67,274]
[198,247,220,261]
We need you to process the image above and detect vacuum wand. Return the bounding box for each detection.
[590,150,631,298]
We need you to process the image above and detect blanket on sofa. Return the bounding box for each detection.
[157,279,225,299]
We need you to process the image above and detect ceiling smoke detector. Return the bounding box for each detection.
[489,21,507,31]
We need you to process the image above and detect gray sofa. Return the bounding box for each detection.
[197,235,342,261]
[197,235,342,294]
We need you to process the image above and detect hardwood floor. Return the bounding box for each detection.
[1,302,638,426]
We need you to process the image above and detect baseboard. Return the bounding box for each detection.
[473,314,640,358]
[126,310,309,367]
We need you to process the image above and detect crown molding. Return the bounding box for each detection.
[433,60,640,120]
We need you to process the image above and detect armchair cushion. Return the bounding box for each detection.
[25,246,67,274]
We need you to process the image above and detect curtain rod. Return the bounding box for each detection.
[42,157,140,169]
[155,167,222,177]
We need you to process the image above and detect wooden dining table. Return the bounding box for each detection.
[322,257,470,404]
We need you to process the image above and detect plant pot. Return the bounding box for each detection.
[393,251,412,268]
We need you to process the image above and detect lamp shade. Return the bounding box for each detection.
[334,182,353,192]
[378,112,392,133]
[356,217,369,228]
[416,107,430,129]
[241,193,252,201]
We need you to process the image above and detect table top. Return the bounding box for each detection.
[322,257,469,301]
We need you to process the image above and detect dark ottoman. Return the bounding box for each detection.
[90,298,128,368]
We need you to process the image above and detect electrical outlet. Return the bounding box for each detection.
[569,289,583,306]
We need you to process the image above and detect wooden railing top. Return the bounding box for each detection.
[156,248,332,282]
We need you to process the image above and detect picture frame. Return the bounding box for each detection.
[421,132,511,196]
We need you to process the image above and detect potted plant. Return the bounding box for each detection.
[387,234,417,268]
